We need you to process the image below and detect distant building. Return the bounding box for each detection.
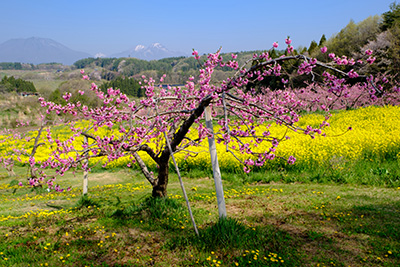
[19,92,39,97]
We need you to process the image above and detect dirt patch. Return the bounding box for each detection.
[89,172,125,184]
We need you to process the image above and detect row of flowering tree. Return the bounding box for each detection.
[4,37,396,198]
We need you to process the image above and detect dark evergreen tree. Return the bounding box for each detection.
[319,34,327,46]
[308,40,318,54]
[99,76,143,98]
[0,76,36,93]
[382,2,400,31]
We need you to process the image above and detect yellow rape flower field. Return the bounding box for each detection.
[1,105,399,174]
[0,105,400,266]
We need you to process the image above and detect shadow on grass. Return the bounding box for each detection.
[337,200,400,260]
[239,198,400,266]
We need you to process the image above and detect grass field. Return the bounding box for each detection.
[0,165,399,266]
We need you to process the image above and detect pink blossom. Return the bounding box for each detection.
[192,50,200,59]
[365,49,373,55]
[62,92,72,101]
[367,56,376,64]
[80,69,85,74]
[320,46,327,53]
[285,37,292,45]
[243,166,251,173]
[287,156,296,165]
[273,42,279,48]
[348,69,359,78]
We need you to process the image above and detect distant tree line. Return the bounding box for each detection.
[0,76,36,93]
[0,62,24,70]
[74,56,200,77]
[0,62,66,71]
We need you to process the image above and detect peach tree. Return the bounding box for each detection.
[35,38,386,197]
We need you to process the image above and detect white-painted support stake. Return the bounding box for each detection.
[163,131,199,236]
[205,106,227,218]
[83,136,89,195]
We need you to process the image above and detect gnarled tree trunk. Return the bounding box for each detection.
[152,161,169,198]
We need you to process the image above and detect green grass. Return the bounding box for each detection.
[0,166,400,266]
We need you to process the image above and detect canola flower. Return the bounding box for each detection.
[0,208,74,222]
[0,105,399,173]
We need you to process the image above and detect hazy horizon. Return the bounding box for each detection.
[0,0,395,56]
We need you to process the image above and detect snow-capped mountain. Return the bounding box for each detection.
[134,45,145,51]
[111,43,186,60]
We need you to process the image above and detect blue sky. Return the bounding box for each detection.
[0,0,395,56]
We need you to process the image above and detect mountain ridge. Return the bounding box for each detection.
[0,37,188,65]
[0,37,92,65]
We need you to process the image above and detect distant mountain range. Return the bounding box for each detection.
[0,37,187,65]
[110,43,187,60]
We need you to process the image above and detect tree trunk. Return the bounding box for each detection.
[152,162,169,198]
[6,166,16,177]
[4,159,16,177]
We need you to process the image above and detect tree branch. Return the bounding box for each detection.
[132,152,156,185]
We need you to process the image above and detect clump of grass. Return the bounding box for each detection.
[196,217,250,250]
[75,195,101,209]
[129,196,185,220]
